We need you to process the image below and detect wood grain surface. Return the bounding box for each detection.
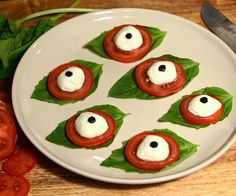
[0,0,236,195]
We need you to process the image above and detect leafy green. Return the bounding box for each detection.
[86,26,167,59]
[101,129,198,173]
[46,104,127,149]
[108,54,199,99]
[0,0,96,79]
[0,18,55,79]
[31,59,103,105]
[159,86,233,129]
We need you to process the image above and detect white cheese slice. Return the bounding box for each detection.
[57,66,85,92]
[136,135,169,161]
[74,112,108,138]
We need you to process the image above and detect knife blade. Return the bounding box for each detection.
[201,1,236,53]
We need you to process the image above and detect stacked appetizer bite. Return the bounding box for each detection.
[109,54,199,99]
[86,24,166,63]
[159,87,233,128]
[66,109,117,148]
[101,129,198,173]
[47,62,94,100]
[32,60,103,105]
[46,104,127,149]
[125,131,180,171]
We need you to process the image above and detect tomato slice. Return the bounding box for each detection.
[0,173,30,196]
[135,58,186,97]
[0,109,17,160]
[125,131,180,171]
[3,149,38,176]
[180,94,224,125]
[104,24,152,63]
[66,110,116,147]
[47,63,94,100]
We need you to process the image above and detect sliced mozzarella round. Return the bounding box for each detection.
[74,112,108,138]
[188,95,222,117]
[136,135,169,161]
[57,66,85,92]
[147,61,177,85]
[114,25,143,51]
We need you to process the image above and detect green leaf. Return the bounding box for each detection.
[144,26,167,50]
[31,59,103,105]
[46,104,127,149]
[108,54,199,99]
[85,26,167,59]
[101,129,198,173]
[159,86,233,129]
[0,18,55,79]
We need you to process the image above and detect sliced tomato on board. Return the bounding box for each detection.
[3,149,38,176]
[47,63,94,100]
[125,131,180,171]
[0,109,17,160]
[135,58,186,97]
[66,110,116,148]
[0,173,30,196]
[180,94,224,125]
[104,24,152,63]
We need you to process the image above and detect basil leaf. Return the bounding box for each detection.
[86,26,167,59]
[159,86,233,129]
[108,54,199,99]
[0,18,55,79]
[46,104,127,149]
[31,60,103,105]
[101,129,198,173]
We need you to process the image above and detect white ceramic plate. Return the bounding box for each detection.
[12,8,236,184]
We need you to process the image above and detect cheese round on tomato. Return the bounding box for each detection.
[147,61,177,85]
[74,112,108,138]
[57,66,85,92]
[125,131,180,171]
[187,95,222,117]
[136,135,169,161]
[114,25,143,51]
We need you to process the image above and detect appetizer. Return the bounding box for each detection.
[86,24,166,63]
[47,62,94,100]
[108,54,199,99]
[180,94,224,125]
[101,129,198,173]
[46,104,127,149]
[31,59,103,105]
[159,87,233,129]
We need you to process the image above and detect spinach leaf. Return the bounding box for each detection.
[0,18,55,79]
[86,26,167,59]
[159,86,233,129]
[31,60,103,105]
[108,54,199,99]
[101,129,198,173]
[46,104,127,149]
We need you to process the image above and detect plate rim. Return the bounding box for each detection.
[12,7,236,185]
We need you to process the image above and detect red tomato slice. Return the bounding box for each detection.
[3,149,38,176]
[125,131,180,171]
[180,94,224,125]
[47,63,94,100]
[104,24,152,63]
[0,109,17,160]
[0,173,30,196]
[135,58,186,97]
[66,110,116,148]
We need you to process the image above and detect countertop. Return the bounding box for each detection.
[0,0,235,195]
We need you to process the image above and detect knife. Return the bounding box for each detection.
[201,1,236,53]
